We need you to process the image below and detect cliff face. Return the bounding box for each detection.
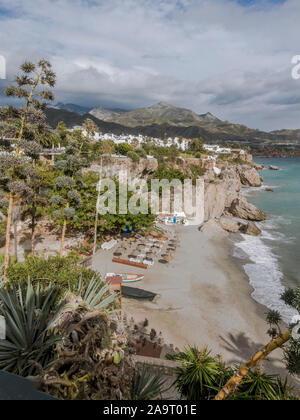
[85,155,264,223]
[204,166,241,220]
[203,161,264,222]
[85,156,158,182]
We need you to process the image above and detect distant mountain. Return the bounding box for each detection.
[53,103,93,115]
[199,112,221,123]
[89,108,123,122]
[44,108,134,135]
[89,102,220,127]
[44,106,300,146]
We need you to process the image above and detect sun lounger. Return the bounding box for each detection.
[101,239,117,251]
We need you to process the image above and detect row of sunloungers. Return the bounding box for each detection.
[112,235,180,267]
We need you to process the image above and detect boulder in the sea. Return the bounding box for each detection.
[218,217,241,233]
[238,167,262,187]
[265,187,273,192]
[240,221,262,236]
[229,197,267,221]
[253,163,264,170]
[269,165,280,171]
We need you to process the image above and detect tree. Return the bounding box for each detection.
[22,163,56,254]
[188,138,205,155]
[82,118,98,140]
[99,140,115,156]
[56,121,68,146]
[215,287,300,400]
[51,140,88,256]
[116,142,133,156]
[0,60,55,278]
[51,176,81,257]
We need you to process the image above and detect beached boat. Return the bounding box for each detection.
[105,273,144,283]
[121,286,156,301]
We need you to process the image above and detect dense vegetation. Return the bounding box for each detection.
[0,267,299,400]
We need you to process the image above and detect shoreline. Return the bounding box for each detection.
[93,224,289,377]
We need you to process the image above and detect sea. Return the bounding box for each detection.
[233,158,300,323]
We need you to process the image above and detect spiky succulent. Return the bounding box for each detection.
[0,153,24,171]
[20,140,42,159]
[63,207,76,219]
[67,189,81,204]
[52,210,61,219]
[0,198,9,209]
[8,181,32,197]
[55,160,68,171]
[56,176,75,190]
[50,195,67,206]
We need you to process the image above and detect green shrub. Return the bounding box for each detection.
[231,157,247,165]
[0,221,6,238]
[135,148,147,159]
[131,365,167,400]
[151,166,188,183]
[127,151,140,163]
[6,254,102,295]
[0,280,62,376]
[231,371,296,401]
[167,346,230,400]
[116,142,134,156]
[189,164,207,179]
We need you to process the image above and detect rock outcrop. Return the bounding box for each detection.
[218,217,241,233]
[204,165,242,220]
[240,221,262,236]
[85,156,158,181]
[238,166,262,187]
[86,155,266,227]
[253,163,264,170]
[269,165,280,171]
[199,219,227,235]
[228,196,266,221]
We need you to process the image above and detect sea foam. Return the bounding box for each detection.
[234,229,297,323]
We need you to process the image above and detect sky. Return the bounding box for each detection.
[0,0,299,131]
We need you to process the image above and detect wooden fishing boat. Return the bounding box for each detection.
[121,286,156,301]
[106,273,144,283]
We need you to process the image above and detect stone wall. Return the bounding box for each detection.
[133,354,182,376]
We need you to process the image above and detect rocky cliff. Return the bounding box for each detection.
[203,160,265,222]
[85,156,158,182]
[85,155,265,227]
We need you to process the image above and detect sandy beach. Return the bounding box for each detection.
[92,223,294,380]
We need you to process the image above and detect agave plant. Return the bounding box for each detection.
[131,365,168,400]
[74,275,117,312]
[0,281,63,377]
[168,346,222,400]
[232,370,296,400]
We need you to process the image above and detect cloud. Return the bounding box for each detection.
[0,0,299,130]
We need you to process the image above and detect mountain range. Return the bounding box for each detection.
[45,102,300,146]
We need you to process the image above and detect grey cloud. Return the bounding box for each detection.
[0,0,299,130]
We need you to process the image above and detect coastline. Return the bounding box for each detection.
[95,224,288,376]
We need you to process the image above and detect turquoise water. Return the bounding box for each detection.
[234,158,300,322]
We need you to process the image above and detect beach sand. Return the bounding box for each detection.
[92,224,296,381]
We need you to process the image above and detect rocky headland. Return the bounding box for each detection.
[86,152,266,237]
